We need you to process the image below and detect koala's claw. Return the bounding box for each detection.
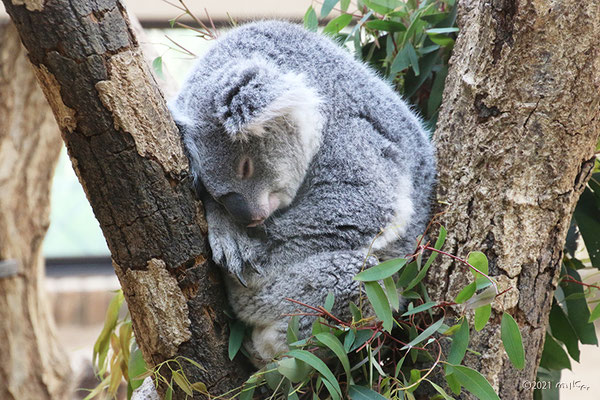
[248,261,264,275]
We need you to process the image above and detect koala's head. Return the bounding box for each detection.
[170,57,323,227]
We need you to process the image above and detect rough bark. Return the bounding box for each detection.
[1,0,251,397]
[431,0,600,398]
[0,22,71,400]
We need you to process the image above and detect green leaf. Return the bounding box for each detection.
[574,186,600,269]
[152,57,164,80]
[500,313,525,370]
[548,301,580,361]
[445,372,461,395]
[540,333,571,370]
[93,291,124,372]
[287,315,300,345]
[390,44,412,75]
[128,345,147,392]
[425,379,454,400]
[323,14,353,35]
[401,318,444,350]
[239,375,259,400]
[561,267,598,344]
[404,227,447,291]
[450,365,500,400]
[341,0,351,12]
[348,385,389,399]
[350,301,363,322]
[365,20,407,32]
[349,329,376,352]
[467,251,489,276]
[277,357,312,383]
[344,329,356,352]
[315,332,353,382]
[425,27,457,46]
[394,355,406,378]
[321,0,339,18]
[363,0,401,15]
[312,316,328,335]
[397,261,419,287]
[427,66,448,118]
[454,282,476,304]
[465,285,496,309]
[264,362,283,390]
[304,6,318,32]
[406,42,420,76]
[426,27,460,34]
[590,302,600,323]
[285,350,342,398]
[322,379,342,400]
[447,318,469,365]
[364,281,394,332]
[474,304,492,331]
[324,291,335,312]
[401,301,437,316]
[172,370,193,396]
[383,276,400,311]
[228,320,245,360]
[354,258,407,281]
[404,51,440,98]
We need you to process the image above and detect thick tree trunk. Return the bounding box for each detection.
[431,0,600,398]
[0,22,71,400]
[1,0,251,397]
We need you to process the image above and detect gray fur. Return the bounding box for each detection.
[169,20,436,363]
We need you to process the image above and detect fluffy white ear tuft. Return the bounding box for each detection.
[245,72,323,155]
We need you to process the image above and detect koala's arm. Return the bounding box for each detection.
[228,249,376,362]
[203,197,262,285]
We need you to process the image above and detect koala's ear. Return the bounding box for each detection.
[212,58,322,138]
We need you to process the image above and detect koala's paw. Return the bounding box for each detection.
[245,322,288,367]
[208,228,263,285]
[208,228,246,283]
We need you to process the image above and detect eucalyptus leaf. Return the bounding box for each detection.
[364,281,394,332]
[320,0,339,18]
[323,14,353,35]
[304,6,318,32]
[349,385,389,399]
[228,320,245,360]
[447,318,469,365]
[285,350,342,398]
[474,304,492,331]
[354,258,407,281]
[501,313,525,370]
[401,318,444,350]
[450,365,500,400]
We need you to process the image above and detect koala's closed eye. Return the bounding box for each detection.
[238,156,253,180]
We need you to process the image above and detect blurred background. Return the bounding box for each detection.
[1,1,598,399]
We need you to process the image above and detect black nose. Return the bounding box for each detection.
[219,192,252,225]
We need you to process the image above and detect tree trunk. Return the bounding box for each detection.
[0,22,72,400]
[1,0,252,397]
[430,0,600,398]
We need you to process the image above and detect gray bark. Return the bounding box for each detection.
[0,22,71,400]
[430,0,600,398]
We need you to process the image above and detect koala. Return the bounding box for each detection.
[169,20,436,364]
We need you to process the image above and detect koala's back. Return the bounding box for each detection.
[179,21,436,256]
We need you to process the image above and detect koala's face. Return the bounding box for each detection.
[191,116,313,227]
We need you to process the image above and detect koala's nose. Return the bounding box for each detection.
[219,192,253,225]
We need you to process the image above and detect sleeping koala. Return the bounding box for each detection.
[169,20,436,364]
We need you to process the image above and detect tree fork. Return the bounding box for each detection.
[2,0,252,396]
[431,0,600,398]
